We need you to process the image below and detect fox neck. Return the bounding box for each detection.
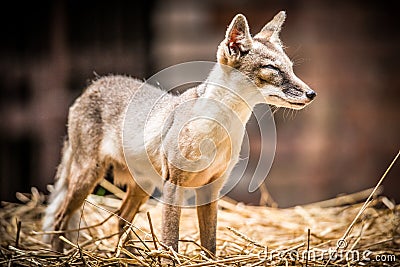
[198,64,263,124]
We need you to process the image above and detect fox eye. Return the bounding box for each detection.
[262,64,281,72]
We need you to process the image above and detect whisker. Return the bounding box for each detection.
[293,57,310,66]
[272,106,279,115]
[289,45,312,67]
[283,108,290,121]
[291,108,297,120]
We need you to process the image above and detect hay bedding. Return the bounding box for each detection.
[0,153,399,266]
[0,186,399,267]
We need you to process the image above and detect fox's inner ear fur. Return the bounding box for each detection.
[218,14,252,66]
[255,11,286,44]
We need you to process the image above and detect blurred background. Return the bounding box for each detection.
[0,0,398,207]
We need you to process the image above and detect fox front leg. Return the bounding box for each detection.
[196,201,218,254]
[161,181,183,252]
[195,179,224,255]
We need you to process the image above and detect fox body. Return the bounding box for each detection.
[43,11,316,254]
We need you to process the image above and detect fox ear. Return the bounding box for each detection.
[255,11,286,44]
[223,14,252,58]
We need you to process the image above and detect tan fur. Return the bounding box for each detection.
[43,11,316,254]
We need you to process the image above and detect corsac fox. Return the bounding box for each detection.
[43,11,316,254]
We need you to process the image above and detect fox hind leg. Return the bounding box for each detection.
[114,166,151,234]
[51,159,106,252]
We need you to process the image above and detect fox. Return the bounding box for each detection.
[43,11,316,254]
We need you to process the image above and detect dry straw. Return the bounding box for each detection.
[1,151,399,266]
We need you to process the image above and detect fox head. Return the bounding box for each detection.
[217,11,316,109]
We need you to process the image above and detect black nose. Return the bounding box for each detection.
[306,90,316,100]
